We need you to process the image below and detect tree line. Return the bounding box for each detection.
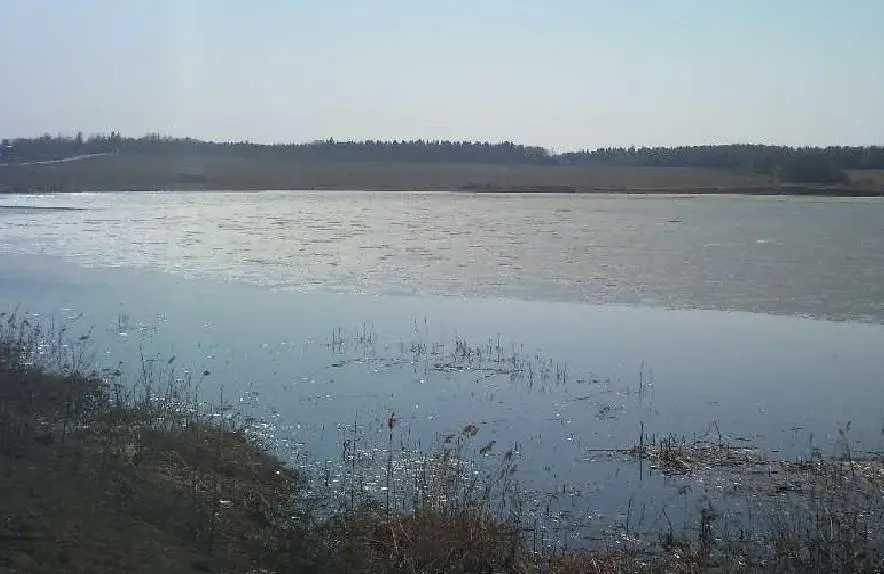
[3,133,883,184]
[0,133,554,165]
[560,145,884,184]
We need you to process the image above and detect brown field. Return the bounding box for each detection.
[846,169,884,187]
[0,153,770,193]
[2,153,883,195]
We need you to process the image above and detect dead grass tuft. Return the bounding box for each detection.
[326,508,522,573]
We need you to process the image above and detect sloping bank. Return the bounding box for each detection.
[2,312,882,573]
[0,313,543,573]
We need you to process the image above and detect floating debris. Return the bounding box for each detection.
[631,436,765,476]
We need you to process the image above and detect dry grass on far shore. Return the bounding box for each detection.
[0,154,773,193]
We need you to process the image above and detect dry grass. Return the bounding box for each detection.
[631,435,764,476]
[545,548,702,574]
[846,169,884,188]
[326,508,522,573]
[627,432,884,573]
[0,313,316,573]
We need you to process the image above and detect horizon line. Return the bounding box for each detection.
[4,132,883,154]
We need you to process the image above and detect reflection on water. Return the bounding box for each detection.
[1,191,884,322]
[3,253,884,547]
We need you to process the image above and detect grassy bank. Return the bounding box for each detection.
[2,313,883,573]
[0,314,317,573]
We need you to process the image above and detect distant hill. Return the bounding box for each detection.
[1,134,883,193]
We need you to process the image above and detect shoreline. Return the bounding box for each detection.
[455,185,884,197]
[3,186,883,198]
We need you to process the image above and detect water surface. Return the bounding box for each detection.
[2,191,883,321]
[2,191,883,545]
[3,252,883,545]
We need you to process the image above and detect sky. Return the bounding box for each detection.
[1,0,882,150]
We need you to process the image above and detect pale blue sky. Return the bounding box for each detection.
[1,0,882,150]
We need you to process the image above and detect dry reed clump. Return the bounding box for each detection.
[630,434,764,476]
[325,508,522,573]
[544,548,702,574]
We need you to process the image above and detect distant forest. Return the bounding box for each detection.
[3,133,884,184]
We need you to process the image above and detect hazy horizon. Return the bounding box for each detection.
[6,132,884,154]
[2,1,883,151]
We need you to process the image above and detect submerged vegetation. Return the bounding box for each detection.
[2,312,883,572]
